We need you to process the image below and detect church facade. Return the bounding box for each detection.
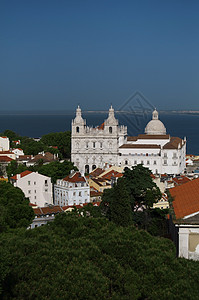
[71,106,186,175]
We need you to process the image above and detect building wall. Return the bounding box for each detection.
[71,107,186,175]
[54,179,90,206]
[71,106,127,173]
[0,137,10,151]
[13,172,53,207]
[177,226,199,260]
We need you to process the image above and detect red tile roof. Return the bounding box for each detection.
[97,122,104,130]
[63,172,86,183]
[0,151,14,154]
[89,168,105,177]
[127,136,137,141]
[119,144,161,149]
[172,176,191,186]
[11,170,32,180]
[163,137,183,149]
[101,170,123,180]
[0,156,13,162]
[138,134,170,139]
[170,178,199,219]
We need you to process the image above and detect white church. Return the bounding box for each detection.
[71,106,186,175]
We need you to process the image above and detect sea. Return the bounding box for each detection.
[0,111,198,155]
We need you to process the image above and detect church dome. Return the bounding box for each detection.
[145,109,166,135]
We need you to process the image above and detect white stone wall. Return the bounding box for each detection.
[13,172,53,207]
[71,107,186,176]
[54,179,90,206]
[0,137,10,151]
[71,106,127,173]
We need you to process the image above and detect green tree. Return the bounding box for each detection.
[0,182,34,232]
[6,160,27,179]
[40,131,71,158]
[123,164,161,210]
[110,178,132,227]
[33,160,78,183]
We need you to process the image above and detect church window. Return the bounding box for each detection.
[93,142,95,148]
[109,127,112,134]
[92,165,96,170]
[86,142,88,148]
[100,142,103,148]
[125,160,128,165]
[85,165,89,174]
[76,126,79,133]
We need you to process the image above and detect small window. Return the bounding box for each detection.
[34,196,36,199]
[125,160,128,165]
[45,180,48,186]
[34,190,36,193]
[154,161,157,165]
[93,142,95,148]
[76,126,79,133]
[86,142,88,148]
[28,181,30,185]
[141,160,143,165]
[109,127,112,133]
[100,142,102,148]
[134,160,137,164]
[73,192,76,196]
[45,189,48,192]
[147,161,150,165]
[34,181,36,185]
[28,190,31,194]
[79,192,82,197]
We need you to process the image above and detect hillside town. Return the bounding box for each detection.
[1,108,199,261]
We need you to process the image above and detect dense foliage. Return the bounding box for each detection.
[1,130,71,158]
[101,165,163,231]
[40,131,71,158]
[0,181,34,233]
[6,160,77,183]
[1,214,199,299]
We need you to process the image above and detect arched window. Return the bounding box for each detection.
[85,165,89,174]
[109,127,112,133]
[76,126,79,133]
[92,165,96,171]
[125,160,128,165]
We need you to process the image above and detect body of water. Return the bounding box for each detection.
[0,112,198,155]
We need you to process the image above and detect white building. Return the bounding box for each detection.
[12,148,24,158]
[0,136,10,151]
[10,171,53,207]
[71,105,127,174]
[71,107,186,175]
[54,171,90,206]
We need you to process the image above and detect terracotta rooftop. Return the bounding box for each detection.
[172,176,191,186]
[101,170,123,180]
[11,170,32,180]
[170,178,199,219]
[63,172,86,183]
[127,136,138,141]
[17,155,32,161]
[89,168,105,177]
[97,122,104,130]
[163,137,183,149]
[138,134,170,139]
[119,144,161,149]
[0,156,13,162]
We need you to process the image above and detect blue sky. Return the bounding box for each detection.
[1,0,198,111]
